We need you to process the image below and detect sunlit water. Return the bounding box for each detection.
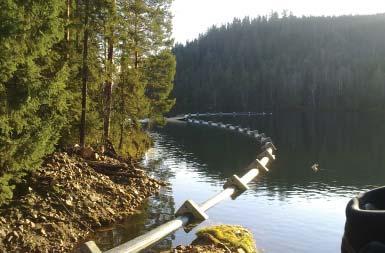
[94,112,385,253]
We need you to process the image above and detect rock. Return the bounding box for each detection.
[192,225,259,253]
[7,235,13,242]
[93,152,100,161]
[96,145,105,154]
[73,144,81,154]
[12,231,19,238]
[89,194,101,202]
[40,228,47,236]
[65,199,73,207]
[80,146,95,160]
[0,229,6,237]
[106,207,115,215]
[0,150,163,252]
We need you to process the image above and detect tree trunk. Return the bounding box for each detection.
[80,0,89,148]
[103,37,113,140]
[103,0,116,141]
[118,75,125,150]
[66,0,71,60]
[66,0,70,42]
[135,50,139,69]
[75,0,80,50]
[118,122,124,149]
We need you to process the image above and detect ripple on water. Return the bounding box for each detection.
[97,114,385,253]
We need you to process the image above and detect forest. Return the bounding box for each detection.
[0,0,175,204]
[172,13,385,113]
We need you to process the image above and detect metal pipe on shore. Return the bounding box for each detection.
[80,144,276,253]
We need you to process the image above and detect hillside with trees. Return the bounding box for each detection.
[0,0,175,204]
[172,13,385,113]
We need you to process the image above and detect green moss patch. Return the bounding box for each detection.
[195,225,258,253]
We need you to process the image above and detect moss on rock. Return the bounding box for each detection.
[192,225,258,253]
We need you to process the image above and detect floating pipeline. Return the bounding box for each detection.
[80,137,277,253]
[185,118,272,145]
[184,112,273,118]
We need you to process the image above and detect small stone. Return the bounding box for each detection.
[93,152,100,161]
[12,231,19,238]
[40,228,47,236]
[0,229,6,237]
[80,147,95,160]
[65,199,73,207]
[89,194,100,202]
[106,207,115,215]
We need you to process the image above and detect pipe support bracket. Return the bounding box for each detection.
[175,200,208,221]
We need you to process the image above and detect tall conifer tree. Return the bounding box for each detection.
[0,0,69,203]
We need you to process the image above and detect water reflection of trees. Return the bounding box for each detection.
[159,113,385,191]
[94,153,176,252]
[269,112,385,188]
[95,113,385,251]
[156,123,258,180]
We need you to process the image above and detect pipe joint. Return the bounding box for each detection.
[175,200,208,222]
[223,175,249,199]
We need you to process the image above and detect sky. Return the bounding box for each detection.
[171,0,385,44]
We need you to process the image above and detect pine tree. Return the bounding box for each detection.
[0,0,69,203]
[103,0,117,141]
[173,14,385,113]
[144,50,176,123]
[0,0,176,205]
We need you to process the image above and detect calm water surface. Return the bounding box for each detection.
[95,113,385,253]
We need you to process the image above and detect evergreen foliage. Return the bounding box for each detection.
[0,0,175,204]
[0,0,69,203]
[173,13,385,113]
[145,50,176,124]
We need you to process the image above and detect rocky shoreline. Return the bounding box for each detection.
[0,151,164,252]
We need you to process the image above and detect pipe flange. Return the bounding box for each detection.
[255,159,269,172]
[175,200,208,221]
[262,142,277,151]
[260,137,272,144]
[223,175,250,199]
[223,174,249,191]
[257,150,275,161]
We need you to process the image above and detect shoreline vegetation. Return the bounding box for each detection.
[1,0,175,207]
[0,0,176,248]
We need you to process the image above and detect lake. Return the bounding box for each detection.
[94,112,385,253]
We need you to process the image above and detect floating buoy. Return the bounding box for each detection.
[311,163,319,172]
